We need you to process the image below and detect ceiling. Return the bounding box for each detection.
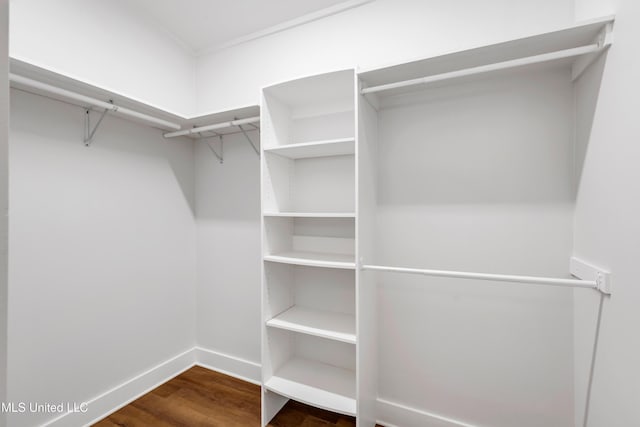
[121,0,367,54]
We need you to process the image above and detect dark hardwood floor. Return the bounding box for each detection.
[94,366,380,427]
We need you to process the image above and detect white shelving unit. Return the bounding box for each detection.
[352,15,613,427]
[261,69,360,425]
[259,16,613,427]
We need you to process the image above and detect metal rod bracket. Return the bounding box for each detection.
[570,257,612,295]
[238,122,260,157]
[205,135,224,164]
[597,21,614,48]
[572,23,614,81]
[595,271,611,295]
[84,107,110,147]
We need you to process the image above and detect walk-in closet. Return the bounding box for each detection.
[1,1,638,427]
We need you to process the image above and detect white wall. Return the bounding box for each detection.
[196,0,574,114]
[9,0,196,117]
[375,67,576,427]
[8,90,197,426]
[1,1,9,424]
[194,131,261,366]
[7,0,576,117]
[573,1,640,426]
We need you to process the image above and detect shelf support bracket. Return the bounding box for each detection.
[84,107,111,147]
[570,257,612,295]
[238,123,260,157]
[204,134,224,164]
[572,22,614,81]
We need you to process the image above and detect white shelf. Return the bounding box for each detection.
[264,251,355,269]
[264,358,356,416]
[264,138,355,159]
[359,16,614,97]
[261,69,358,424]
[263,70,355,110]
[263,212,355,218]
[10,57,261,133]
[267,306,356,344]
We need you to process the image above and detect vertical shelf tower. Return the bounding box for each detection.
[260,69,376,426]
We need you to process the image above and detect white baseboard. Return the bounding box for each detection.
[194,346,261,385]
[43,348,196,427]
[39,346,259,427]
[37,348,475,427]
[376,398,478,427]
[192,349,477,427]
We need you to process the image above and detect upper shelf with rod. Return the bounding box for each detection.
[10,58,185,132]
[163,111,261,163]
[359,15,614,100]
[9,58,260,151]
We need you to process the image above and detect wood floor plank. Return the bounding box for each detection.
[94,403,177,427]
[173,387,260,425]
[152,381,182,398]
[93,366,381,427]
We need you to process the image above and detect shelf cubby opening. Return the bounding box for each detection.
[263,137,355,160]
[262,70,355,148]
[263,152,355,214]
[264,263,355,344]
[263,217,355,269]
[264,329,356,416]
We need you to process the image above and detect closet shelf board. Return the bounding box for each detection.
[264,252,356,269]
[263,212,356,218]
[264,138,355,159]
[358,16,614,97]
[267,306,356,344]
[10,58,260,133]
[264,358,356,416]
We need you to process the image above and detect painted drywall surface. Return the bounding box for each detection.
[7,90,197,427]
[9,0,196,117]
[196,0,574,114]
[573,1,640,426]
[0,0,9,422]
[194,132,261,365]
[375,68,575,426]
